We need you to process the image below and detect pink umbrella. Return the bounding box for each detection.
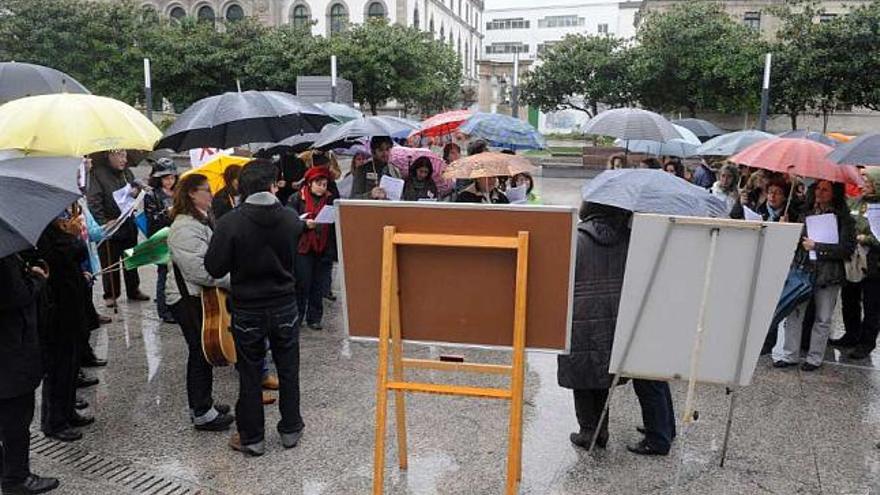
[730,138,863,185]
[411,109,472,139]
[389,146,454,195]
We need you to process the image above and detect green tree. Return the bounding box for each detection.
[520,34,633,118]
[629,1,766,116]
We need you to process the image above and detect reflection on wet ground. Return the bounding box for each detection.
[31,177,880,494]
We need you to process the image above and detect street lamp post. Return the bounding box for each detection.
[143,58,152,121]
[331,55,337,103]
[511,50,519,119]
[757,53,772,131]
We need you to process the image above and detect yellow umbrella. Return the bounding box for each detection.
[0,93,161,155]
[827,132,855,143]
[181,154,251,194]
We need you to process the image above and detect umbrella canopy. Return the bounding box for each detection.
[314,102,363,122]
[0,94,161,156]
[827,132,855,143]
[413,109,473,139]
[253,133,321,157]
[693,130,777,157]
[181,154,251,194]
[827,133,880,165]
[458,113,546,150]
[0,156,83,258]
[729,138,862,185]
[671,118,725,139]
[442,152,538,180]
[389,147,454,195]
[581,169,727,218]
[582,108,681,143]
[779,130,838,147]
[155,91,337,152]
[0,61,90,104]
[312,116,421,150]
[614,124,702,157]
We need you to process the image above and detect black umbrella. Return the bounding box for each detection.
[253,133,321,157]
[0,62,90,104]
[154,91,338,152]
[671,118,725,139]
[828,133,880,165]
[312,116,421,150]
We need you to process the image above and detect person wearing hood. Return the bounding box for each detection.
[557,202,675,456]
[205,160,310,456]
[144,158,179,323]
[710,163,741,217]
[402,157,438,201]
[289,167,336,330]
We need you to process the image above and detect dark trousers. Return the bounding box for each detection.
[156,265,171,318]
[41,336,79,435]
[295,253,329,325]
[231,302,303,446]
[0,393,35,486]
[840,281,863,343]
[572,389,608,439]
[320,259,334,297]
[80,292,99,363]
[632,379,675,452]
[99,238,140,300]
[857,278,880,353]
[170,296,215,418]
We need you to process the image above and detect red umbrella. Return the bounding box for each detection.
[411,109,472,139]
[729,138,863,185]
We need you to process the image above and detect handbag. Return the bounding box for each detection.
[845,244,868,283]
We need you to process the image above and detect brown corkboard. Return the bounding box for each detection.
[336,201,576,351]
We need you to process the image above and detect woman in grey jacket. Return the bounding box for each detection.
[165,174,234,431]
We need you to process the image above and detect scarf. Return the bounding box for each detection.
[297,190,330,255]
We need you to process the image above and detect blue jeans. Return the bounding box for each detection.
[295,253,331,325]
[632,379,675,452]
[231,302,303,445]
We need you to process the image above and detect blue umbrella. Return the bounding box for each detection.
[581,169,727,218]
[694,130,777,156]
[459,113,546,150]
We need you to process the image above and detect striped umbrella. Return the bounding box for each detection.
[459,113,546,150]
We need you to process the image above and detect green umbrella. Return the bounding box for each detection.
[123,227,170,270]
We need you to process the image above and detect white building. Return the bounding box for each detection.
[481,0,642,62]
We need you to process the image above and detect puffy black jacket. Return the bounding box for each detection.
[86,163,138,242]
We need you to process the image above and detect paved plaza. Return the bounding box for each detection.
[29,176,880,495]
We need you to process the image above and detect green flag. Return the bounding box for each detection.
[123,227,170,270]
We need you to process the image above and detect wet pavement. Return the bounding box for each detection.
[30,176,880,494]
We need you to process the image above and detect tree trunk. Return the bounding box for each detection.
[369,101,378,115]
[821,108,830,134]
[789,112,798,130]
[688,105,697,118]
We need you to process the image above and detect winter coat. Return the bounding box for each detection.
[402,161,439,201]
[165,214,230,306]
[289,192,338,261]
[793,206,856,287]
[144,188,173,236]
[212,186,237,220]
[557,207,631,390]
[86,163,138,242]
[351,160,401,199]
[35,223,89,346]
[0,254,45,398]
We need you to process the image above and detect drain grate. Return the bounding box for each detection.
[29,432,206,495]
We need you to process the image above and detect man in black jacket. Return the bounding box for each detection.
[0,252,60,494]
[86,150,149,306]
[205,160,311,456]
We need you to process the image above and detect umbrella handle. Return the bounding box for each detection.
[783,175,796,219]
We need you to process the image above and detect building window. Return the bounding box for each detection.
[597,23,608,34]
[818,13,837,23]
[169,5,186,21]
[538,15,584,28]
[486,17,529,30]
[485,42,528,55]
[292,4,310,27]
[465,40,469,73]
[329,4,348,34]
[743,11,760,30]
[413,5,419,28]
[197,5,215,25]
[537,41,558,55]
[366,2,385,21]
[225,4,244,22]
[142,5,160,23]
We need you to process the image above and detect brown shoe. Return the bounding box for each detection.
[228,432,265,456]
[262,391,276,405]
[261,374,279,390]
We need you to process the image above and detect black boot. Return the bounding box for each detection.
[1,474,60,494]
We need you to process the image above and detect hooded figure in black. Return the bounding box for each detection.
[557,202,676,455]
[402,157,438,201]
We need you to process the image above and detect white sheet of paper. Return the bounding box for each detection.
[867,205,880,240]
[299,213,309,220]
[315,205,337,224]
[805,213,839,260]
[742,205,762,221]
[379,175,405,201]
[337,175,353,199]
[112,184,135,214]
[505,185,528,204]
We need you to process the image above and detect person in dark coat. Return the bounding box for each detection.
[212,164,243,220]
[557,202,675,455]
[455,175,510,204]
[402,157,438,201]
[86,149,148,307]
[351,136,400,200]
[0,251,60,495]
[144,158,178,323]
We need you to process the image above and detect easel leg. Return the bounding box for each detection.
[506,233,529,492]
[390,250,408,470]
[372,227,396,495]
[720,388,737,467]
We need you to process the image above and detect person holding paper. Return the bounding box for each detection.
[512,172,541,204]
[775,180,855,371]
[402,157,438,201]
[455,175,510,205]
[289,167,333,331]
[351,136,400,200]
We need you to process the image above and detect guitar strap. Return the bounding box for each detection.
[171,263,192,300]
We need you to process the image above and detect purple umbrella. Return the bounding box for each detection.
[389,147,453,196]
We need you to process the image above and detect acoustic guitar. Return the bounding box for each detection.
[201,287,237,366]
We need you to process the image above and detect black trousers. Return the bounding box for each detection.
[856,278,880,353]
[170,296,215,418]
[572,389,608,439]
[0,393,35,486]
[231,302,303,446]
[99,237,140,300]
[41,335,79,435]
[632,379,675,452]
[840,280,864,343]
[294,253,329,325]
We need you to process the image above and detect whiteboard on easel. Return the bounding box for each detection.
[609,214,803,386]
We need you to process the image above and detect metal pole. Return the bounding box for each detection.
[757,53,772,131]
[511,51,519,119]
[331,55,337,103]
[143,58,153,122]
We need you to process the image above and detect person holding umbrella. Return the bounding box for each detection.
[144,158,179,324]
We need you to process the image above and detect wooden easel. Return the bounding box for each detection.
[373,226,530,495]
